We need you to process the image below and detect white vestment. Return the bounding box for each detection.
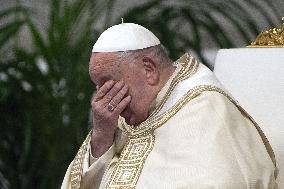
[61,53,278,189]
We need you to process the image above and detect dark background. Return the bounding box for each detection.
[0,0,283,188]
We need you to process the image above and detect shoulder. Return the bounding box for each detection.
[179,89,238,117]
[169,88,248,134]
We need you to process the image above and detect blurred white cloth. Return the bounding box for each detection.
[214,48,284,188]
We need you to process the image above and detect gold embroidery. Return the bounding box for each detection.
[147,85,276,167]
[70,132,91,189]
[107,54,201,188]
[150,54,199,116]
[120,53,200,136]
[107,134,155,188]
[151,84,276,167]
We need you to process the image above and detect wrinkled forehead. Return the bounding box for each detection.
[90,52,119,67]
[89,52,122,85]
[90,52,119,72]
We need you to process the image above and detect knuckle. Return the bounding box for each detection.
[92,96,98,102]
[96,90,103,95]
[111,98,118,105]
[118,89,126,97]
[92,104,99,112]
[91,101,96,107]
[116,87,127,99]
[91,98,98,106]
[105,94,112,101]
[112,96,122,105]
[92,103,102,112]
[113,85,120,91]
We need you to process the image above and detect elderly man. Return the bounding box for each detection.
[61,23,278,189]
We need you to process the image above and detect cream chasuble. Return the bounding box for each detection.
[61,53,278,189]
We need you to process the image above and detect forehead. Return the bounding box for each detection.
[90,53,120,73]
[89,52,122,84]
[90,52,118,68]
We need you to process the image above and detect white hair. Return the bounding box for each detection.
[116,44,172,67]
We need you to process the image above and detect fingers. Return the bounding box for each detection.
[92,80,130,116]
[111,84,128,106]
[93,80,114,102]
[101,81,125,106]
[114,96,131,114]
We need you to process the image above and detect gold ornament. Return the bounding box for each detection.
[247,17,284,48]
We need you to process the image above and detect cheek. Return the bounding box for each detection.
[128,85,148,116]
[125,86,140,116]
[123,72,147,109]
[128,81,145,103]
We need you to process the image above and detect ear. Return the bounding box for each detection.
[142,57,159,85]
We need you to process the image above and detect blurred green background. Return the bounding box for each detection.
[0,0,283,188]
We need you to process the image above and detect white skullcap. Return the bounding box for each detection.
[92,23,160,52]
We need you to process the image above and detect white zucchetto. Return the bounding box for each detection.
[92,23,160,52]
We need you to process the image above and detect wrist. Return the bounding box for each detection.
[92,127,115,141]
[90,129,115,157]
